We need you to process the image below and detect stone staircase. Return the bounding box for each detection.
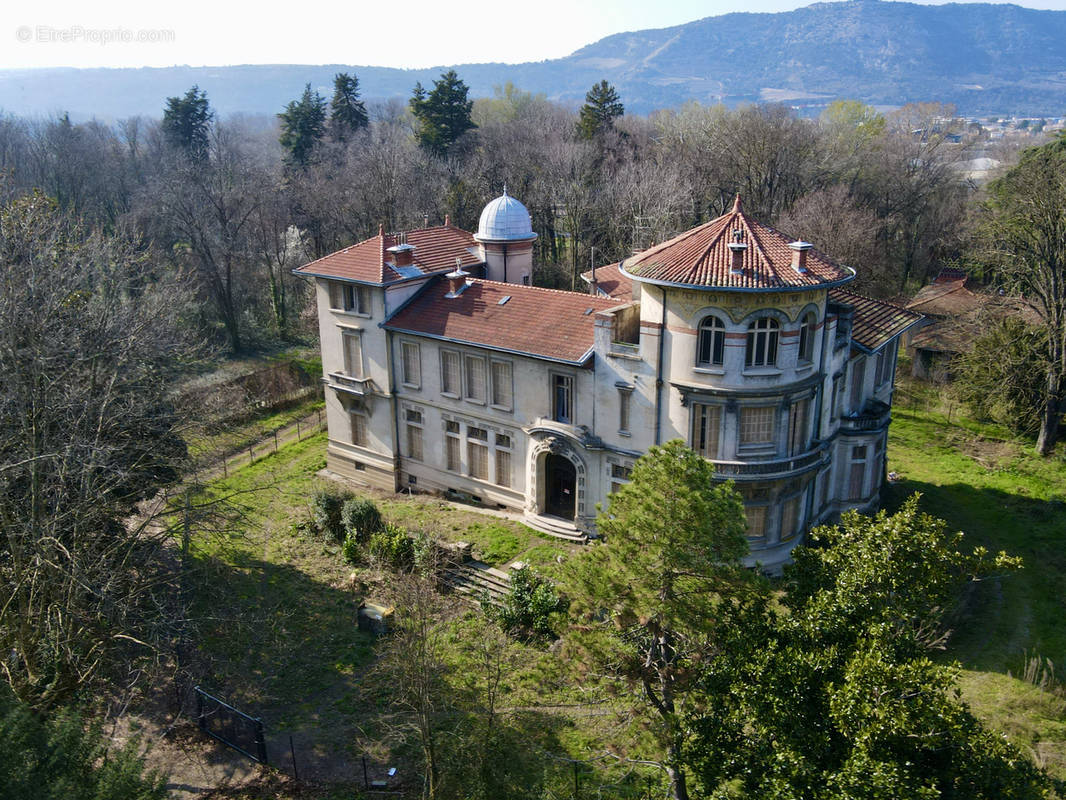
[522,513,588,543]
[438,542,512,607]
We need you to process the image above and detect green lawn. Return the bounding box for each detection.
[885,402,1066,776]
[184,432,606,787]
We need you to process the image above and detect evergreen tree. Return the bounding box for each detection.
[577,80,624,140]
[329,72,369,142]
[161,85,212,159]
[409,70,476,158]
[0,690,167,800]
[569,440,750,800]
[278,83,327,167]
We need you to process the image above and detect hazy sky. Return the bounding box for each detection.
[4,0,1066,70]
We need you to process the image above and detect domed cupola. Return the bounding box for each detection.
[475,190,538,244]
[475,190,537,285]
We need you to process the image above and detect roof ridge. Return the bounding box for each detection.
[632,216,724,263]
[736,211,774,274]
[831,287,915,314]
[471,278,618,303]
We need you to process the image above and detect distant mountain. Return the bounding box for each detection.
[2,1,1065,120]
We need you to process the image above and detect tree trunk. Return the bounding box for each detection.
[666,759,689,800]
[1036,367,1063,455]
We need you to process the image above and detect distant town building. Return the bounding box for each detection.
[295,192,921,572]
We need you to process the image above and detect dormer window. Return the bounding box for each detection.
[696,316,726,367]
[745,318,779,368]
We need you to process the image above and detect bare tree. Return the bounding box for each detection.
[0,189,197,709]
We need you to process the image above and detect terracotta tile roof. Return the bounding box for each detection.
[384,278,620,364]
[622,196,853,291]
[905,279,984,317]
[580,262,634,302]
[830,288,923,352]
[294,224,481,285]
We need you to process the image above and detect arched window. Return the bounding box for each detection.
[745,317,780,367]
[696,316,726,367]
[798,312,815,364]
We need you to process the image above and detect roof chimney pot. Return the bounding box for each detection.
[444,267,469,298]
[789,241,813,274]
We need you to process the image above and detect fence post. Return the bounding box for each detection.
[362,755,370,789]
[196,687,205,731]
[317,409,322,429]
[222,458,227,478]
[290,735,299,782]
[296,420,301,441]
[255,718,267,764]
[274,430,279,454]
[249,445,255,465]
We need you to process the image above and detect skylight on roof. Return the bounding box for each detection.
[498,295,511,305]
[584,307,594,315]
[394,264,423,279]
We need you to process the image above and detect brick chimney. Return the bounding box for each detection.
[387,232,415,268]
[728,229,748,275]
[445,266,469,298]
[789,241,813,274]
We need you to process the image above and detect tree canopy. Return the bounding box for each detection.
[329,72,369,142]
[161,85,212,158]
[571,439,750,800]
[979,132,1066,454]
[578,80,624,140]
[409,70,476,158]
[279,83,328,167]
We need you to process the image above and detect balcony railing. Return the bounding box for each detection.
[710,446,826,479]
[327,371,376,395]
[839,400,890,432]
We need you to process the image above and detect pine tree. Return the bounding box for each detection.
[409,70,476,158]
[161,85,212,159]
[577,80,624,140]
[278,83,327,167]
[329,72,368,142]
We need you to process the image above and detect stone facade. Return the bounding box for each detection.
[297,193,921,572]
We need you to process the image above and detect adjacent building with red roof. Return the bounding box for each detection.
[298,192,920,571]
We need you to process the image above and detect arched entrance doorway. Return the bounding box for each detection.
[544,453,577,520]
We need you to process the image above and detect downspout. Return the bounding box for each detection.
[502,243,508,284]
[654,285,667,445]
[385,328,403,492]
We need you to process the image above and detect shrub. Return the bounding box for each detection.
[368,523,414,570]
[311,488,351,542]
[488,566,569,639]
[341,497,383,544]
[341,531,363,566]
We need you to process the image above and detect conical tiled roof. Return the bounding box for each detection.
[622,196,854,291]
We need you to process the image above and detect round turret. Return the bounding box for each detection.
[475,191,537,243]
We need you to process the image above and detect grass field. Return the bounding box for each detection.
[183,432,614,788]
[885,389,1066,776]
[183,380,1066,787]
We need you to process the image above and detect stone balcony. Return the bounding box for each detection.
[710,444,827,481]
[838,400,891,433]
[326,371,378,396]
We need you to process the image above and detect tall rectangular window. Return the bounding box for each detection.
[491,360,513,409]
[849,358,866,413]
[401,342,421,388]
[849,445,867,500]
[405,409,423,461]
[618,388,633,433]
[445,420,461,472]
[610,463,633,495]
[874,349,886,387]
[788,398,809,456]
[467,426,489,480]
[739,406,775,446]
[697,317,726,366]
[441,350,460,396]
[781,495,800,541]
[495,433,512,488]
[691,403,721,458]
[343,332,363,378]
[552,374,574,424]
[350,412,368,447]
[465,355,487,403]
[745,505,767,538]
